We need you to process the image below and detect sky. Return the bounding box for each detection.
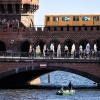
[34,0,100,26]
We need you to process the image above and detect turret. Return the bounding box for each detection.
[0,0,39,27]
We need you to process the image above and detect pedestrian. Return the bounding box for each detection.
[29,47,32,58]
[32,48,36,58]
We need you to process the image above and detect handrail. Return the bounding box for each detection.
[0,51,100,60]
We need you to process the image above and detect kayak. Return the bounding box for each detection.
[63,90,75,95]
[56,90,75,95]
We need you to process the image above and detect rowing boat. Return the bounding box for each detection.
[56,90,75,95]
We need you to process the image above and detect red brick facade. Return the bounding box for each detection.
[0,26,100,52]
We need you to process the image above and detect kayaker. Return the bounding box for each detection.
[60,86,64,93]
[68,81,73,91]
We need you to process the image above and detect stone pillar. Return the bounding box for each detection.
[12,4,16,14]
[20,4,23,13]
[75,43,79,58]
[75,43,79,52]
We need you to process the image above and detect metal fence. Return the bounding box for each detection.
[0,51,100,60]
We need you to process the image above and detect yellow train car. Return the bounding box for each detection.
[44,14,100,26]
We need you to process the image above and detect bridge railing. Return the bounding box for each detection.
[0,51,100,60]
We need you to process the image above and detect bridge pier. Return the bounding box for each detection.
[48,74,50,83]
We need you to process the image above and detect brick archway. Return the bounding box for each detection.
[0,40,6,51]
[78,39,90,50]
[34,40,46,52]
[63,39,75,52]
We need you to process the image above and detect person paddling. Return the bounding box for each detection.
[60,86,64,93]
[68,81,73,91]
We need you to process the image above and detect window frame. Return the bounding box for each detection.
[82,16,90,21]
[53,16,59,22]
[93,16,99,21]
[62,16,70,21]
[46,17,50,22]
[73,16,79,21]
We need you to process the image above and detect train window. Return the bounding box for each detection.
[62,16,70,21]
[46,17,50,21]
[53,17,59,21]
[73,16,79,21]
[82,16,90,21]
[93,16,99,21]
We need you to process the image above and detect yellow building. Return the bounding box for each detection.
[44,14,100,26]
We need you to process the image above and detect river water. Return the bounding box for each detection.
[0,71,100,100]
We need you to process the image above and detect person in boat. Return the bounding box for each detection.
[68,81,73,91]
[60,86,64,93]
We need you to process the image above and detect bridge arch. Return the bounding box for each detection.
[20,40,31,52]
[0,40,6,51]
[0,66,53,86]
[78,39,90,50]
[34,40,46,52]
[49,39,61,52]
[93,38,100,51]
[48,65,99,83]
[63,39,75,52]
[0,64,99,87]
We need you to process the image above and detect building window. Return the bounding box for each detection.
[62,16,70,21]
[53,17,59,21]
[82,16,90,21]
[73,16,79,21]
[46,17,50,21]
[8,4,13,13]
[1,5,5,14]
[93,16,99,21]
[16,4,20,14]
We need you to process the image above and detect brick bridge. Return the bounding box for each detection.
[0,58,100,88]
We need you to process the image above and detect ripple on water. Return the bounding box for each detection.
[0,71,99,100]
[40,71,94,87]
[0,89,100,100]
